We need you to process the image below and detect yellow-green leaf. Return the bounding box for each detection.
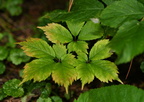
[21,58,55,84]
[89,39,112,60]
[67,41,88,53]
[76,63,95,89]
[38,23,73,44]
[52,44,67,59]
[18,38,55,58]
[52,63,77,93]
[61,54,77,66]
[91,60,120,83]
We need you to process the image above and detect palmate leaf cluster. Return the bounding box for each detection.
[19,19,122,92]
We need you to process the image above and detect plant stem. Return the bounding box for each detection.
[125,59,133,79]
[68,0,74,12]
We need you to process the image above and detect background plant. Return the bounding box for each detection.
[0,0,23,16]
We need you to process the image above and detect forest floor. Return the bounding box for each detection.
[1,0,144,102]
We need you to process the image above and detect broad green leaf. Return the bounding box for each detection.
[75,85,144,102]
[68,41,88,53]
[76,63,95,89]
[21,58,55,83]
[100,0,144,28]
[19,38,55,58]
[38,23,73,43]
[52,44,67,59]
[89,40,112,60]
[48,0,104,22]
[66,21,84,36]
[102,0,120,5]
[109,20,144,64]
[91,60,120,83]
[52,63,77,93]
[3,79,24,97]
[78,21,103,40]
[0,62,6,74]
[0,46,9,61]
[8,48,30,65]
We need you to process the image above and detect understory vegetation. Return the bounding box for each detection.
[1,0,144,102]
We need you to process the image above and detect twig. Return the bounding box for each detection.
[125,59,133,79]
[68,0,74,12]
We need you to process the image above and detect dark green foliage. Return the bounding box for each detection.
[0,62,5,74]
[0,0,23,16]
[2,79,24,97]
[75,85,144,102]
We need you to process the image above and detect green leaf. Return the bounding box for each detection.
[102,0,120,5]
[48,0,104,22]
[5,0,23,16]
[76,62,95,89]
[21,93,35,102]
[3,79,24,97]
[68,41,88,53]
[19,38,55,58]
[38,23,73,44]
[100,0,144,28]
[66,21,84,36]
[41,83,52,98]
[21,58,55,83]
[0,62,6,74]
[0,88,7,100]
[52,44,67,59]
[75,85,144,102]
[109,20,144,64]
[37,97,52,102]
[78,21,103,40]
[77,52,88,63]
[89,40,112,60]
[51,96,62,102]
[90,60,120,83]
[8,48,30,65]
[0,46,9,61]
[52,62,77,93]
[61,54,77,66]
[7,33,16,48]
[138,0,144,4]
